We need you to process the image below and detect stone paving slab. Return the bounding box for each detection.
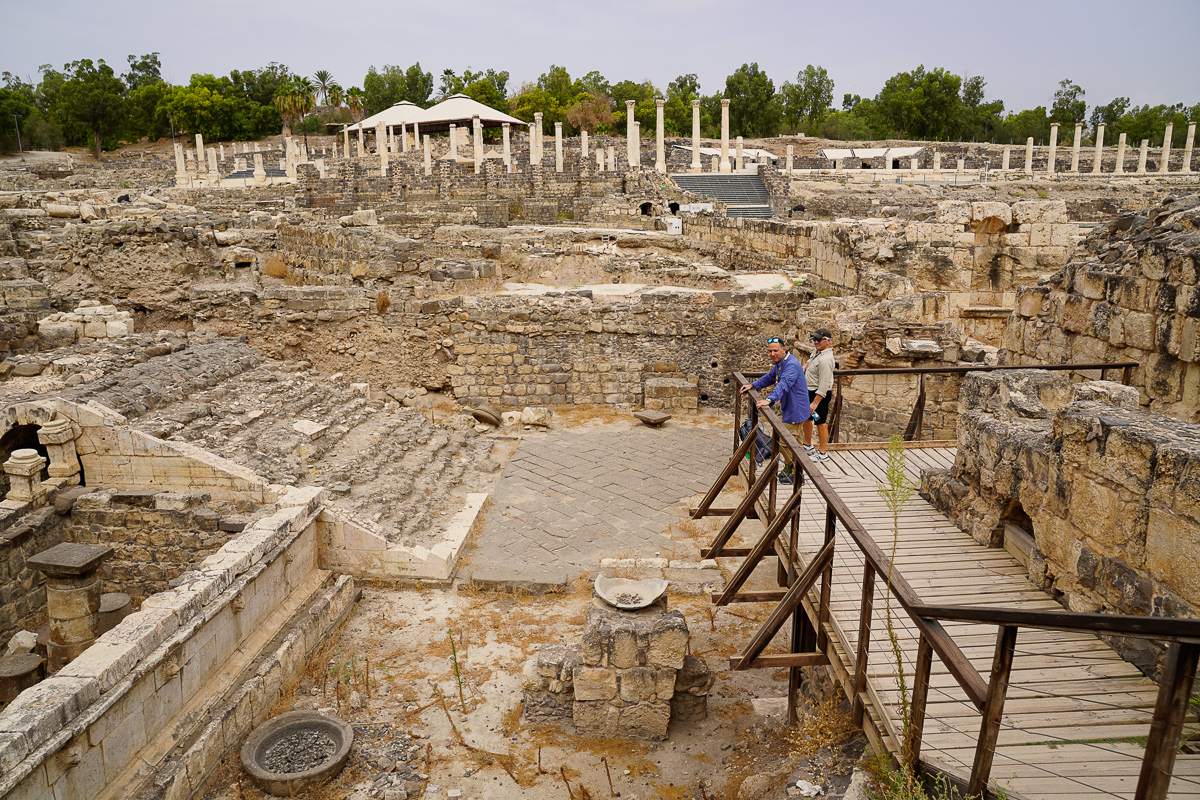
[464,427,727,580]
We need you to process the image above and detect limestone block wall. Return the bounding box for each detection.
[922,370,1200,674]
[0,279,48,358]
[0,506,67,646]
[1001,194,1200,423]
[0,487,354,800]
[36,302,133,349]
[71,490,245,602]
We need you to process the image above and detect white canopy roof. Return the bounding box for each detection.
[409,94,528,131]
[820,146,924,160]
[671,144,778,161]
[345,101,422,132]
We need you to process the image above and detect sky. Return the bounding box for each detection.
[3,0,1198,115]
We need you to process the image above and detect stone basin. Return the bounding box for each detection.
[240,710,354,796]
[594,575,669,610]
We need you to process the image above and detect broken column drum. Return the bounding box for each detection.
[26,542,114,671]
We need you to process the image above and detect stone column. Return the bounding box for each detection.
[834,158,842,173]
[691,100,702,173]
[735,136,743,171]
[1025,138,1034,174]
[253,142,260,153]
[884,149,892,171]
[655,100,665,172]
[607,146,615,171]
[719,100,731,172]
[1002,145,1011,172]
[933,151,942,172]
[173,142,186,176]
[448,124,458,162]
[27,542,113,672]
[626,100,637,167]
[4,449,44,503]
[195,134,206,176]
[1115,133,1127,174]
[1183,122,1196,174]
[207,148,220,185]
[632,122,641,168]
[37,420,80,484]
[253,153,266,181]
[502,123,512,172]
[357,127,364,157]
[1160,122,1174,173]
[401,123,409,153]
[1137,139,1149,174]
[474,115,484,173]
[554,121,563,172]
[597,145,605,172]
[1070,123,1082,173]
[533,113,543,165]
[956,158,964,174]
[376,122,388,175]
[412,122,420,153]
[235,156,246,172]
[581,130,589,162]
[785,145,793,174]
[424,135,432,176]
[1047,122,1059,175]
[1092,123,1106,173]
[219,143,225,161]
[316,158,325,179]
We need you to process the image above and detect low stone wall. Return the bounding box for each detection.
[0,485,350,800]
[922,370,1200,674]
[0,506,67,646]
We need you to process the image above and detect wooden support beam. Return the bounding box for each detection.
[907,633,934,773]
[968,625,1018,796]
[691,429,757,520]
[728,652,829,669]
[702,455,779,560]
[712,590,786,603]
[689,507,759,519]
[732,541,834,671]
[713,488,805,605]
[1135,641,1200,800]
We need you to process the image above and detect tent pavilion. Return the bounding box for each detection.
[345,94,528,135]
[345,100,422,133]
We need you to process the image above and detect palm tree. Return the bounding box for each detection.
[313,70,335,105]
[346,87,366,122]
[291,77,317,148]
[327,83,344,109]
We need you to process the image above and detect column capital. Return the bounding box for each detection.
[655,99,664,108]
[720,99,730,108]
[692,99,700,108]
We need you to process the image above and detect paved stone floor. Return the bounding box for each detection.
[463,426,728,583]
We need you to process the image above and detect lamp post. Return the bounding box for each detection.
[12,114,24,162]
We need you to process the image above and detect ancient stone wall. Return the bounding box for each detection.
[1002,193,1200,423]
[922,370,1199,674]
[71,489,247,601]
[0,505,67,645]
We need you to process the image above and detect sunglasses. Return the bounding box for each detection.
[766,337,782,344]
[812,336,828,342]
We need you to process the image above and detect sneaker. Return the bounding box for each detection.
[812,452,830,463]
[803,444,816,454]
[778,470,794,485]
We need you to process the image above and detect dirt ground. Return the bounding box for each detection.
[199,469,866,800]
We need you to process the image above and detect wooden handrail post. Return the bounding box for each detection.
[851,563,875,726]
[816,507,835,653]
[1123,364,1133,386]
[969,625,1018,796]
[733,375,742,453]
[1135,641,1200,800]
[908,633,934,773]
[830,375,843,443]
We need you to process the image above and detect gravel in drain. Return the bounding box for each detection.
[263,730,337,774]
[612,592,643,605]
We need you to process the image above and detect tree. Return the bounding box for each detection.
[228,63,292,107]
[440,68,510,110]
[724,63,780,138]
[327,83,344,109]
[663,74,702,136]
[610,79,661,132]
[313,70,335,105]
[57,59,127,159]
[1051,79,1086,128]
[362,63,433,113]
[124,53,162,90]
[345,87,366,121]
[872,65,963,140]
[780,65,833,134]
[960,75,1005,142]
[565,91,614,134]
[1090,96,1129,137]
[993,106,1050,145]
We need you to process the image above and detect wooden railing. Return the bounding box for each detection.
[824,361,1138,444]
[693,371,1198,800]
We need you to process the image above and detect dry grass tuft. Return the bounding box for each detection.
[375,290,391,315]
[784,687,863,783]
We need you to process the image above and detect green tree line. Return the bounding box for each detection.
[1,54,1195,157]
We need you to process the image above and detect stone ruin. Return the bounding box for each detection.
[0,114,1196,798]
[523,595,713,740]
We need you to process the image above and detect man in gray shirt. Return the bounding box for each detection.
[803,327,835,462]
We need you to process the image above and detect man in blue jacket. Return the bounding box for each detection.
[739,337,811,482]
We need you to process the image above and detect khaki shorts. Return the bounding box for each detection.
[781,422,806,466]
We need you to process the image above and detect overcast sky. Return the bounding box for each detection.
[4,0,1198,114]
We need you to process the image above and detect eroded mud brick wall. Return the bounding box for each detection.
[1002,195,1200,422]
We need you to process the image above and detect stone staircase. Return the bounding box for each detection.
[671,174,774,218]
[127,361,497,548]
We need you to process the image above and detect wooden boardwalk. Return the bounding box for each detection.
[746,443,1200,800]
